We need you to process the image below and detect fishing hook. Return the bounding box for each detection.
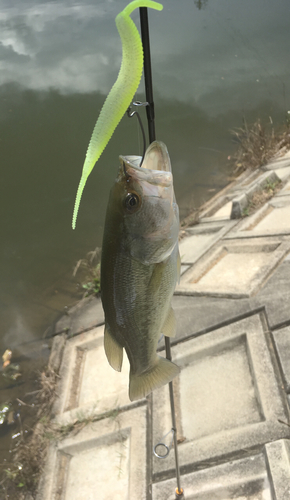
[122,160,132,182]
[126,101,149,166]
[153,427,175,459]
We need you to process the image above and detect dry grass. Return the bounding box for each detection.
[232,118,290,173]
[0,367,59,499]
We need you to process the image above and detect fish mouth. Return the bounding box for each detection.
[120,141,172,172]
[119,141,173,187]
[141,141,172,173]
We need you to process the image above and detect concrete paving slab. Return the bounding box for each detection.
[230,171,281,219]
[176,238,290,298]
[152,311,290,476]
[37,159,290,500]
[172,295,253,341]
[173,258,290,339]
[153,441,290,500]
[273,150,290,160]
[264,158,290,170]
[231,193,248,219]
[48,332,66,373]
[273,326,290,392]
[52,325,135,426]
[231,197,290,237]
[153,452,271,500]
[265,440,290,500]
[275,177,290,196]
[199,195,232,220]
[238,169,266,187]
[55,295,104,336]
[37,405,147,500]
[209,200,232,219]
[249,170,279,190]
[180,264,190,276]
[199,169,275,223]
[179,221,237,265]
[197,169,256,221]
[226,171,265,199]
[274,166,290,182]
[199,167,283,223]
[251,260,290,329]
[233,170,278,194]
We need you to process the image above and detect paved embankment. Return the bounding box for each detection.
[36,151,290,500]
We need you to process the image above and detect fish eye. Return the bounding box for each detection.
[124,193,140,212]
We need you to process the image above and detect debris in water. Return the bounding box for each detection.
[0,402,11,425]
[12,432,21,439]
[2,349,12,368]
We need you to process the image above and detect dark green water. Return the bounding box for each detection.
[0,0,289,467]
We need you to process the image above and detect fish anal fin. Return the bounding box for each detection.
[162,307,176,338]
[104,325,123,372]
[129,356,180,401]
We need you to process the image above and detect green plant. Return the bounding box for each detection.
[4,469,17,481]
[81,264,101,296]
[264,178,281,193]
[73,247,101,297]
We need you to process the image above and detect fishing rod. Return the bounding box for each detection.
[139,7,184,499]
[139,7,156,144]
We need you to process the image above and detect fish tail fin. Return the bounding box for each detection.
[129,356,180,401]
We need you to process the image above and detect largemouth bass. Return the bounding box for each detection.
[101,141,180,401]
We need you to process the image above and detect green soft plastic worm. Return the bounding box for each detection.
[72,0,163,229]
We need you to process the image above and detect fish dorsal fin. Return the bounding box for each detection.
[104,325,123,372]
[162,307,176,338]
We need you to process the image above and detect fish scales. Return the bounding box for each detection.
[101,141,180,401]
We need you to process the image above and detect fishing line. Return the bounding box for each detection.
[139,6,184,499]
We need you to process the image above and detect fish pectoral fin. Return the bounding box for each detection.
[162,307,176,338]
[148,261,166,293]
[129,356,180,401]
[104,325,123,372]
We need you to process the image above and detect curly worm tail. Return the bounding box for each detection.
[72,0,163,229]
